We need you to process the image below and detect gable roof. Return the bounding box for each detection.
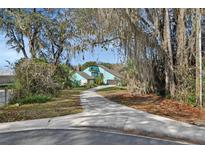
[0,75,15,85]
[98,65,122,79]
[76,71,94,80]
[0,70,14,76]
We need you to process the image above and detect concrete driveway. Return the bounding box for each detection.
[0,85,205,144]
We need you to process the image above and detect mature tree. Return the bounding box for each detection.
[80,61,97,71]
[0,9,82,65]
[195,8,203,108]
[76,8,204,107]
[41,9,79,65]
[163,8,175,96]
[0,9,46,58]
[176,9,186,66]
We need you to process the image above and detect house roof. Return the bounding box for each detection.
[0,70,14,76]
[76,71,94,80]
[0,75,15,85]
[98,65,123,79]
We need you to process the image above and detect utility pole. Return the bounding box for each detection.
[195,8,203,108]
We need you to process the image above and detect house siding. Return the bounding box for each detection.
[71,73,88,86]
[74,65,121,85]
[83,67,92,77]
[98,67,119,84]
[83,65,119,84]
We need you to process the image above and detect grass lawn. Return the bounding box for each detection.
[0,87,87,123]
[97,86,127,95]
[98,87,205,127]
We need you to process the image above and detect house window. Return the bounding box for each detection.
[91,72,98,77]
[89,66,100,77]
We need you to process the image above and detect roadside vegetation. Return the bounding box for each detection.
[0,58,87,122]
[11,95,52,105]
[97,86,127,94]
[0,87,86,123]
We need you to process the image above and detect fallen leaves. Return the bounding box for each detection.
[103,91,205,127]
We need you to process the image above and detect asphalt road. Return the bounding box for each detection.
[0,129,184,145]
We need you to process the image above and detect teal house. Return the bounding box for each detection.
[72,65,122,86]
[71,71,95,86]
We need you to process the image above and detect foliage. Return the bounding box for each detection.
[80,61,97,71]
[71,80,81,88]
[95,74,104,85]
[117,78,127,87]
[1,8,205,108]
[76,8,204,107]
[53,64,74,89]
[41,9,81,65]
[0,9,84,65]
[0,88,85,123]
[79,61,114,71]
[11,59,58,102]
[0,9,48,58]
[86,82,97,88]
[122,60,146,94]
[188,94,196,106]
[174,66,196,106]
[11,95,52,105]
[99,62,113,69]
[97,86,127,93]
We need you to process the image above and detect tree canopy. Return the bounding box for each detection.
[0,8,204,107]
[73,8,204,107]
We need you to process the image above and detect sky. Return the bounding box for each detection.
[0,36,123,70]
[0,36,24,70]
[70,47,123,66]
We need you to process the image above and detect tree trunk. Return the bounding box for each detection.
[195,8,203,108]
[176,9,186,67]
[54,48,64,65]
[22,47,28,58]
[163,8,175,97]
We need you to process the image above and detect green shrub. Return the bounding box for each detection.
[86,83,96,88]
[11,95,52,105]
[71,80,81,88]
[53,64,74,89]
[80,61,97,71]
[98,86,126,92]
[95,75,104,85]
[118,79,127,86]
[188,94,196,106]
[13,58,58,100]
